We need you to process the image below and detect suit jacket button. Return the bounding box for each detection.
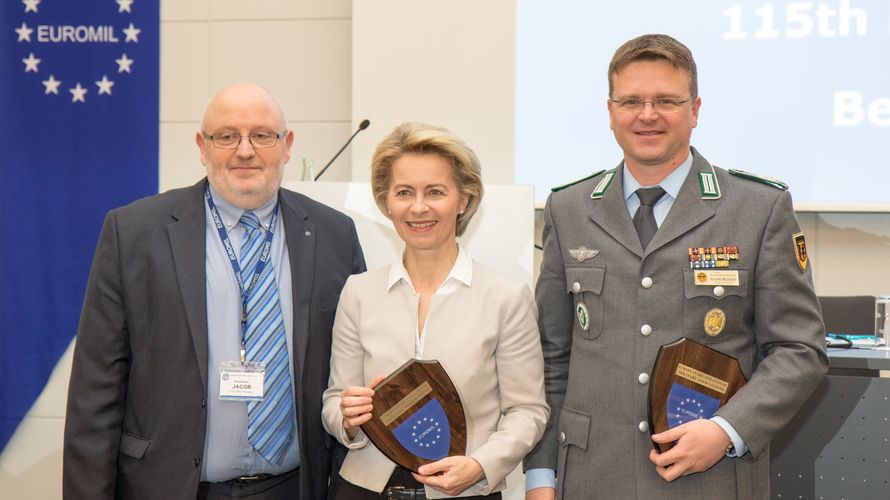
[640,324,652,336]
[641,277,653,289]
[638,373,650,384]
[559,431,566,443]
[638,421,649,433]
[193,457,201,468]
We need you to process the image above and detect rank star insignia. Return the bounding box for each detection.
[569,246,599,263]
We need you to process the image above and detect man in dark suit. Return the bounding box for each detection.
[64,82,366,499]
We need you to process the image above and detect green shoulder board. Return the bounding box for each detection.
[551,169,606,192]
[727,168,788,191]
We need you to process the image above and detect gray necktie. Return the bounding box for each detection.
[633,187,666,250]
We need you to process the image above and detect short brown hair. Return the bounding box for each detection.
[370,122,483,237]
[608,34,698,98]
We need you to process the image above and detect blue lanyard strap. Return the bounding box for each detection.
[204,183,280,314]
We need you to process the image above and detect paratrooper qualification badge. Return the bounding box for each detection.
[569,246,598,263]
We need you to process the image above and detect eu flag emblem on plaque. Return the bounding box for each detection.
[666,382,720,428]
[393,399,451,460]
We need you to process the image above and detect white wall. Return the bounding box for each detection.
[351,0,516,185]
[159,0,355,192]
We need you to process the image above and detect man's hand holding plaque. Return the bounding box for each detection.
[648,338,747,453]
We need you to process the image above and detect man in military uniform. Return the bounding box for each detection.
[523,34,828,500]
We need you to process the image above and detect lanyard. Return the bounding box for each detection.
[205,184,280,360]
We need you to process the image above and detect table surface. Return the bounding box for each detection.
[827,346,890,370]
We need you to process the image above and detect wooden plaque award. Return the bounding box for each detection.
[360,359,467,472]
[647,337,747,453]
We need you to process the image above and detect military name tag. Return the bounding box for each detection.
[648,338,747,453]
[360,359,467,472]
[693,270,739,286]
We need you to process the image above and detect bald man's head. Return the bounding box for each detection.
[196,83,294,210]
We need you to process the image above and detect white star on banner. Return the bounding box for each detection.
[42,75,61,94]
[15,22,34,42]
[123,23,141,42]
[115,53,134,73]
[95,75,114,95]
[22,52,41,72]
[69,83,87,103]
[22,0,41,13]
[116,0,134,13]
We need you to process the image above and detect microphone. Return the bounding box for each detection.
[314,119,371,181]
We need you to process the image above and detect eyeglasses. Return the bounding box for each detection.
[610,97,693,114]
[203,130,286,149]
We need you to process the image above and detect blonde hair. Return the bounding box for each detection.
[370,122,483,236]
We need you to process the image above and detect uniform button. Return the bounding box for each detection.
[641,277,653,289]
[572,282,581,293]
[193,457,201,468]
[713,286,725,298]
[201,398,206,408]
[640,324,652,336]
[638,373,650,384]
[639,421,649,433]
[559,431,566,443]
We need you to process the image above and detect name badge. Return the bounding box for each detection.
[694,270,739,287]
[219,361,265,401]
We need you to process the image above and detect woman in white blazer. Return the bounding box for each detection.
[323,122,548,499]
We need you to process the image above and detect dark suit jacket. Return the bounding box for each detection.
[63,179,366,499]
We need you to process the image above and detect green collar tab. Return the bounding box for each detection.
[551,169,605,193]
[728,168,788,190]
[698,170,721,200]
[590,170,616,199]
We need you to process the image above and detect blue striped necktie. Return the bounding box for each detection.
[239,211,294,465]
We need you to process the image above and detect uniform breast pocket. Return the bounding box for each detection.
[683,269,749,344]
[565,265,605,340]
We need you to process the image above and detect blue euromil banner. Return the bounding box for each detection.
[0,0,158,453]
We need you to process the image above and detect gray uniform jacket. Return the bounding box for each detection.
[524,149,828,499]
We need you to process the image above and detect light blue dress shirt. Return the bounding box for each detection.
[526,151,747,492]
[201,184,300,482]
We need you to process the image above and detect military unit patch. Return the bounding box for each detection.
[793,232,808,272]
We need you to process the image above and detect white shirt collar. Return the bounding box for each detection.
[386,243,473,291]
[622,149,693,201]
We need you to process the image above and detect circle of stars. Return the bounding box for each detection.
[14,0,140,103]
[410,417,442,448]
[674,397,704,426]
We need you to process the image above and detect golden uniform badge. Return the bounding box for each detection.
[704,308,726,336]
